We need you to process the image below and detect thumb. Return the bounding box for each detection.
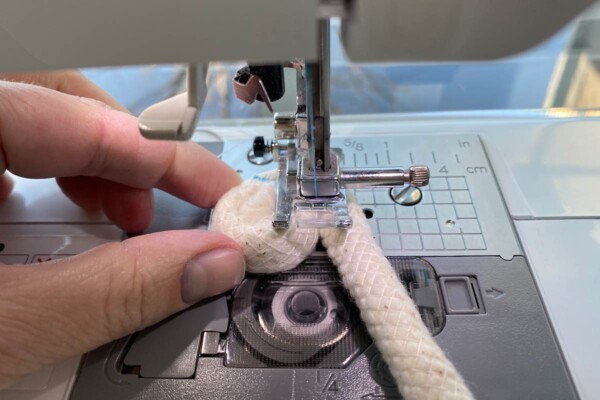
[0,230,245,388]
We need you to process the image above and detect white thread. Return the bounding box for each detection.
[211,178,473,400]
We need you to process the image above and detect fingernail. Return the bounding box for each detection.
[180,248,245,304]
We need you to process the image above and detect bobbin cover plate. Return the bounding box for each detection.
[225,258,370,368]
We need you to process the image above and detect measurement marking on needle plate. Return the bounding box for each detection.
[455,154,460,163]
[364,153,369,165]
[322,373,340,393]
[409,152,414,163]
[384,141,391,164]
[432,151,437,164]
[458,139,471,148]
[375,152,380,165]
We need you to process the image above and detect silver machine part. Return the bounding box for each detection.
[309,20,331,172]
[226,133,520,261]
[390,186,423,207]
[232,17,431,229]
[341,166,429,188]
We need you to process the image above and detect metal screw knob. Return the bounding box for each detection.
[248,136,274,165]
[274,112,297,136]
[409,166,429,187]
[253,136,268,157]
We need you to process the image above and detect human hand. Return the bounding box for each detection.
[0,71,245,388]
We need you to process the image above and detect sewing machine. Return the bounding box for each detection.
[1,1,600,399]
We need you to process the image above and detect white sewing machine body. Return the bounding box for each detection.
[1,0,600,399]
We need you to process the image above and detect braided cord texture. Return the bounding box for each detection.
[212,178,473,399]
[211,178,318,273]
[321,202,473,400]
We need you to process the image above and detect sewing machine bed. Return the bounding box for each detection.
[1,112,598,400]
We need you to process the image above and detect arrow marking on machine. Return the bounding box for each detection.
[485,287,505,299]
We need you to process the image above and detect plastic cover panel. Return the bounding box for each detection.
[225,255,444,368]
[343,0,592,61]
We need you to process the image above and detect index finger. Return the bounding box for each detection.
[0,80,240,208]
[0,70,127,112]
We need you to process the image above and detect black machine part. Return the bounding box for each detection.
[234,64,285,103]
[70,254,576,400]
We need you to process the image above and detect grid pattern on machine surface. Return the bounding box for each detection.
[351,176,486,251]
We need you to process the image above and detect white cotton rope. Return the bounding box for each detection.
[211,175,319,274]
[211,176,473,400]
